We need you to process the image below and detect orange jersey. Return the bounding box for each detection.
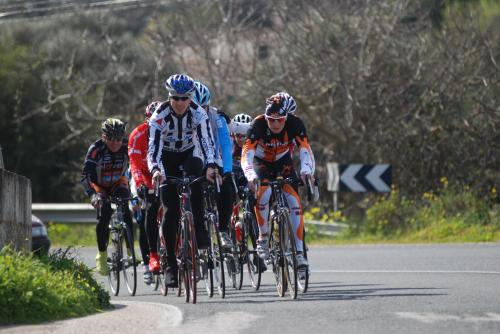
[241,114,315,181]
[128,122,153,189]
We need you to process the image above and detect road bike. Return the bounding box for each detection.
[105,196,137,296]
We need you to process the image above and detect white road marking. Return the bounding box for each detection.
[395,312,500,324]
[312,270,500,275]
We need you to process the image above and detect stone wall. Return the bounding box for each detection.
[0,169,31,252]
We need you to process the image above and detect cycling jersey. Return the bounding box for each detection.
[147,101,216,175]
[128,122,153,189]
[81,138,129,196]
[206,106,232,173]
[241,114,315,182]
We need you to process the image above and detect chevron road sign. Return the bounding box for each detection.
[327,163,392,192]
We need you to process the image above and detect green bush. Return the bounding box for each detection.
[47,223,96,247]
[357,182,497,239]
[0,246,110,324]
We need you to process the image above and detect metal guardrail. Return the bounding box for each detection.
[32,203,347,236]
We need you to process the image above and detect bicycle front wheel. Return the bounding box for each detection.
[107,232,121,296]
[245,212,261,290]
[122,226,137,296]
[281,212,298,300]
[209,216,225,298]
[269,219,287,297]
[184,212,197,304]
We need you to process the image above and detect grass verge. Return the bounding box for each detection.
[0,246,111,325]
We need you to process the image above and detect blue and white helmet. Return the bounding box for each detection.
[192,81,211,106]
[164,74,195,96]
[265,91,297,117]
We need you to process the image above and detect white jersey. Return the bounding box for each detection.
[147,101,216,175]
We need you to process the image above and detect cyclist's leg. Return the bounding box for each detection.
[96,197,111,275]
[217,167,235,247]
[113,184,134,241]
[162,151,182,273]
[96,199,111,252]
[283,184,304,253]
[145,193,160,254]
[134,208,150,265]
[184,153,208,248]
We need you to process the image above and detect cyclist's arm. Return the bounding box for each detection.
[241,138,258,182]
[128,127,147,188]
[81,143,99,197]
[293,118,316,176]
[147,113,165,176]
[195,107,217,165]
[216,114,233,174]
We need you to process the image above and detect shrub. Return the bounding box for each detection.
[0,246,110,324]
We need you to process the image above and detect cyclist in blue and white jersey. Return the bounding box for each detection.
[147,74,218,287]
[192,81,235,249]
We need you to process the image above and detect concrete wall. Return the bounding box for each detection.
[0,169,31,252]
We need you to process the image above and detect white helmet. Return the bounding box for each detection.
[231,113,252,135]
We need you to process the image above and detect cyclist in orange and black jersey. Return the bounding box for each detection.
[241,92,315,269]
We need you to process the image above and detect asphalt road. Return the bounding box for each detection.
[6,243,500,334]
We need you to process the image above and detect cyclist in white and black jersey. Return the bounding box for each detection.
[147,74,218,287]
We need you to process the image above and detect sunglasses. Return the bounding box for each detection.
[170,95,190,101]
[265,115,287,124]
[235,134,246,139]
[105,136,123,142]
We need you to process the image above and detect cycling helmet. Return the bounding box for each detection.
[145,101,161,118]
[192,81,211,107]
[232,113,252,124]
[164,74,195,96]
[265,91,297,117]
[101,118,126,139]
[230,113,253,135]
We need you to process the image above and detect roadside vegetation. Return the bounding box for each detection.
[305,180,500,244]
[0,247,110,325]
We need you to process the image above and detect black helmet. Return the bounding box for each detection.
[101,118,126,140]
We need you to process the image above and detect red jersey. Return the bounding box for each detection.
[128,122,153,189]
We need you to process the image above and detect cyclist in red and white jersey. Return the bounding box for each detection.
[128,101,162,284]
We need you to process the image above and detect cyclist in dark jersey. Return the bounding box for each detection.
[81,118,132,276]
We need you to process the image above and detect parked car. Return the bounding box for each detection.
[32,214,50,256]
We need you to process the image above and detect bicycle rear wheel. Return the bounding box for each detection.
[281,212,298,300]
[209,216,225,298]
[122,226,137,296]
[107,232,121,296]
[245,212,261,290]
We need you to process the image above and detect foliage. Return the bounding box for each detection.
[47,223,96,247]
[0,0,500,208]
[342,181,499,240]
[0,246,110,324]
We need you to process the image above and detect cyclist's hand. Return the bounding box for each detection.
[206,166,218,183]
[138,184,148,200]
[248,178,259,193]
[130,197,141,212]
[152,170,163,189]
[301,173,315,186]
[91,193,106,209]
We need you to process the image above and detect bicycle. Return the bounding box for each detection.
[262,176,300,299]
[104,196,137,296]
[199,181,226,298]
[229,186,261,290]
[161,174,205,304]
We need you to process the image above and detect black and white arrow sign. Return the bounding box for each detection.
[327,163,392,192]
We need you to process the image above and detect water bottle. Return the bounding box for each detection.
[235,221,243,245]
